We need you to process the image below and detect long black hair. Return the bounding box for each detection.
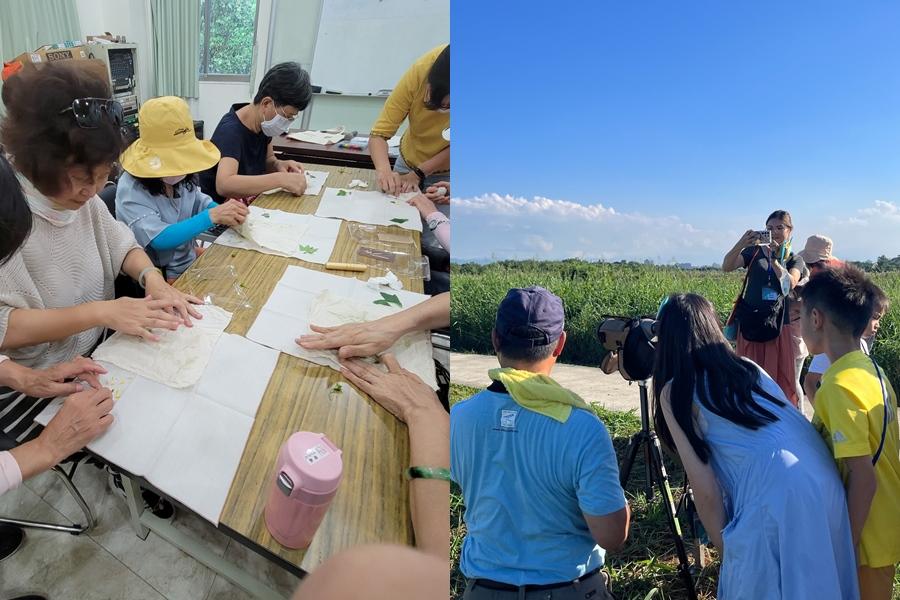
[652,293,785,463]
[0,151,32,266]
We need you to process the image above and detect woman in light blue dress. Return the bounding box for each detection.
[653,293,858,599]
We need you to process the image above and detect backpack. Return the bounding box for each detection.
[736,296,784,343]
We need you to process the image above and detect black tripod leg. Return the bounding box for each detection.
[647,431,698,600]
[642,435,653,499]
[618,431,644,488]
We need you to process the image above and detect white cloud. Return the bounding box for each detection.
[452,193,732,264]
[453,194,900,264]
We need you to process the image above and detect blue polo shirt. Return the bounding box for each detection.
[450,385,627,585]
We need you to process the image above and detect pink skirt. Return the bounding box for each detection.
[737,324,799,407]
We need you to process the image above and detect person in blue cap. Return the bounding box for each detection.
[451,286,630,599]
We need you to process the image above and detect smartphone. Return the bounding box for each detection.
[753,230,772,245]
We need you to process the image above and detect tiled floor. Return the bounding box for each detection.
[0,463,301,600]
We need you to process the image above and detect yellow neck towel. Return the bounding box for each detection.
[488,368,591,423]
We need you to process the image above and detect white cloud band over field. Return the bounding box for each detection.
[453,193,896,265]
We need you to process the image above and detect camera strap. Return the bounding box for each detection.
[736,247,761,303]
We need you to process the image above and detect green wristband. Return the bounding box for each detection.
[406,466,451,482]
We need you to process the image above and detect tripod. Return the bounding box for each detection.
[619,380,698,600]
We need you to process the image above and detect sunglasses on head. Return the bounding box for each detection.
[59,97,125,129]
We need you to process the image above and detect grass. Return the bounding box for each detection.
[451,260,900,387]
[450,382,900,599]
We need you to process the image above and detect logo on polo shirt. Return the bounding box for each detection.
[833,430,847,443]
[500,409,518,431]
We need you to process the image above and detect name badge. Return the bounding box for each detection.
[762,287,779,301]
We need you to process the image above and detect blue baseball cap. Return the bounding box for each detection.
[495,286,565,348]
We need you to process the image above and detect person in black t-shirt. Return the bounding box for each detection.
[199,63,312,204]
[722,210,803,406]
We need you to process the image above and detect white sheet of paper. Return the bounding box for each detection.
[245,265,437,389]
[91,304,233,388]
[34,334,280,525]
[214,206,341,264]
[315,188,423,232]
[261,169,329,197]
[303,170,328,196]
[287,131,344,145]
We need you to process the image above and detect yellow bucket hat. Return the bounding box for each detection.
[120,96,220,178]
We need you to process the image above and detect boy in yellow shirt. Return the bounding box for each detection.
[800,265,900,600]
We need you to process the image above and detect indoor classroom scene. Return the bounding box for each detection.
[0,0,450,598]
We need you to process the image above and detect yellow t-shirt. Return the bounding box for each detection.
[812,350,900,568]
[370,45,450,171]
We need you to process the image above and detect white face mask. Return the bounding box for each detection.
[161,175,186,185]
[260,104,294,137]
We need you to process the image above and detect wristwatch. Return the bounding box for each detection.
[411,166,427,190]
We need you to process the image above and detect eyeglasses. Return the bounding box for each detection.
[275,105,298,121]
[59,98,125,129]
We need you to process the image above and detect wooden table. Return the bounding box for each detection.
[122,163,419,595]
[271,132,397,169]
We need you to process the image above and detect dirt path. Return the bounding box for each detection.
[450,352,645,413]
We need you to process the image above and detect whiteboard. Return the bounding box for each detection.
[309,0,449,95]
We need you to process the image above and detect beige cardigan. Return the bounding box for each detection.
[0,178,139,369]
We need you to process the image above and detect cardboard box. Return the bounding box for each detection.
[14,45,90,66]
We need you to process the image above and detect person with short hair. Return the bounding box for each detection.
[199,62,312,203]
[805,288,888,406]
[370,46,451,291]
[370,45,450,196]
[799,266,900,600]
[451,286,629,599]
[654,293,858,599]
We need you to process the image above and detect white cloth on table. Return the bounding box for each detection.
[246,266,437,389]
[91,304,233,388]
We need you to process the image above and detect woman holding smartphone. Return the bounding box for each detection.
[722,210,803,406]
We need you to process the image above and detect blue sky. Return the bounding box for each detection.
[452,1,900,263]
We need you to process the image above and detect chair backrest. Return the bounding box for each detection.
[98,182,117,218]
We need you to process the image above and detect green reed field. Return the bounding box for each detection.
[451,259,900,386]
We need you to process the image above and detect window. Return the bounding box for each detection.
[199,0,259,81]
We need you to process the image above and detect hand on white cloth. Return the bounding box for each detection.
[144,273,204,326]
[339,354,440,423]
[297,321,401,359]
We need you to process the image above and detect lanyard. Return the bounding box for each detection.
[870,355,891,466]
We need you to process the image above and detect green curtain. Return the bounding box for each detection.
[0,0,82,116]
[151,0,200,98]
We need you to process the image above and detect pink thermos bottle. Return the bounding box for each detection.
[264,432,343,549]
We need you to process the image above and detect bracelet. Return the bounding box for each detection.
[406,466,451,482]
[137,266,160,289]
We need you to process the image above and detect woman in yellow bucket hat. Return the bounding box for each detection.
[116,96,249,281]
